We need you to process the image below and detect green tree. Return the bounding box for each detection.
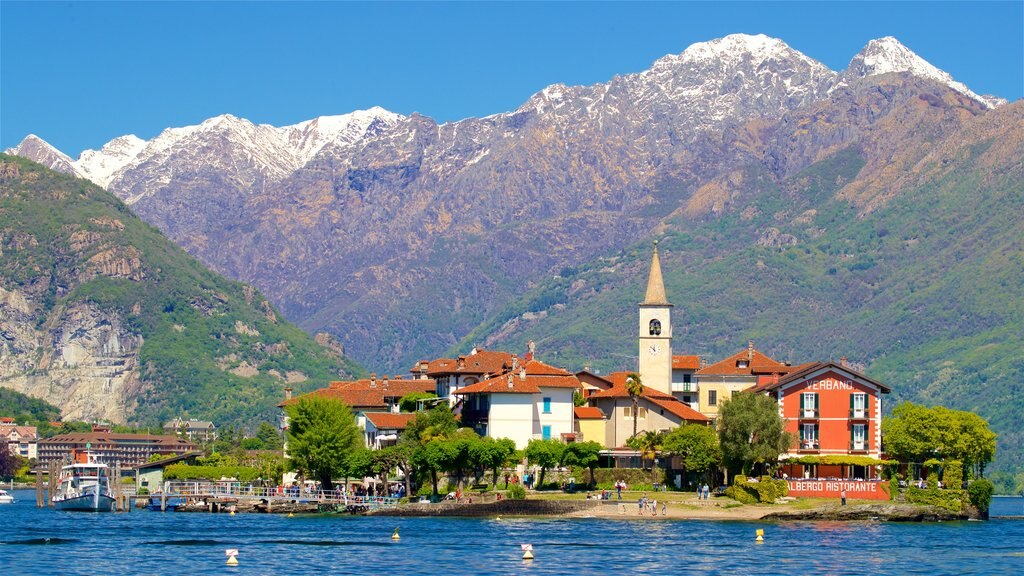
[255,422,284,451]
[718,392,791,477]
[0,450,21,480]
[663,424,721,484]
[525,438,564,488]
[414,438,454,496]
[398,392,439,413]
[401,404,459,496]
[376,443,415,498]
[561,441,602,488]
[438,429,481,491]
[471,436,517,487]
[283,396,362,491]
[627,430,665,481]
[625,372,643,440]
[573,389,587,407]
[883,402,997,475]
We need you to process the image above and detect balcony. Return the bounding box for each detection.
[849,441,869,453]
[849,409,870,420]
[671,382,698,393]
[798,440,820,453]
[799,409,819,420]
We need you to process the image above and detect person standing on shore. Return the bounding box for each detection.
[841,488,847,506]
[661,501,667,516]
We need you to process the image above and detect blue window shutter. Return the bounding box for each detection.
[542,425,551,440]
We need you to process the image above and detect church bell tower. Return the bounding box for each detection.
[638,241,673,394]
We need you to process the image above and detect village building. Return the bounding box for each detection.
[693,342,803,419]
[749,359,891,483]
[454,358,578,449]
[1,420,38,459]
[364,412,416,450]
[410,348,519,406]
[637,241,674,395]
[573,406,607,444]
[587,371,710,450]
[279,375,436,431]
[162,417,218,442]
[38,428,197,467]
[671,354,702,410]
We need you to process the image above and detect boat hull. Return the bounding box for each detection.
[54,493,116,512]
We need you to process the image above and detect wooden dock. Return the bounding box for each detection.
[156,481,401,513]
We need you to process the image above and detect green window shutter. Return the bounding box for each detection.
[850,394,855,412]
[814,393,819,412]
[800,394,806,411]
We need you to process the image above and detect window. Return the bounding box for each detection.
[801,392,819,418]
[542,397,552,414]
[708,390,718,406]
[682,374,692,383]
[638,407,647,420]
[852,424,867,450]
[542,425,552,440]
[851,393,867,418]
[649,319,661,336]
[801,423,819,449]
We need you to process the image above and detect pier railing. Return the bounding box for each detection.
[162,481,399,507]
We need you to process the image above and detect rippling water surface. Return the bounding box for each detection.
[3,490,1023,575]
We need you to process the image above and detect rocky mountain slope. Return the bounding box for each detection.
[0,155,364,427]
[10,34,1002,374]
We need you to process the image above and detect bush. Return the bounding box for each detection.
[507,484,526,500]
[573,467,668,488]
[967,479,994,514]
[905,486,965,513]
[137,487,150,496]
[888,477,899,501]
[724,478,787,504]
[163,464,262,482]
[724,485,758,504]
[943,460,964,488]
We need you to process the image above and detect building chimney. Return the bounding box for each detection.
[370,373,377,388]
[526,340,536,361]
[512,356,519,370]
[470,347,478,356]
[507,374,514,389]
[748,340,754,360]
[519,367,526,380]
[383,374,390,388]
[840,356,848,368]
[457,356,466,370]
[284,387,293,401]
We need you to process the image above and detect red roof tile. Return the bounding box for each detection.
[672,355,701,370]
[647,397,711,422]
[574,406,606,420]
[364,412,416,430]
[419,349,520,376]
[589,372,674,400]
[455,373,580,395]
[696,347,788,376]
[281,378,436,409]
[747,361,892,394]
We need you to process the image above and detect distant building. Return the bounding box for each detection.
[38,431,197,467]
[1,422,38,459]
[163,418,218,442]
[279,374,436,431]
[694,342,803,419]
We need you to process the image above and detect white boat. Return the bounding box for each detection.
[0,489,13,504]
[52,451,116,512]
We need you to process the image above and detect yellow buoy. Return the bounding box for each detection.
[229,510,235,516]
[288,512,294,517]
[225,548,239,566]
[392,528,400,541]
[226,556,238,566]
[755,528,764,543]
[521,544,534,560]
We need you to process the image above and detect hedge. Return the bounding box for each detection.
[967,479,994,514]
[163,464,263,482]
[725,478,788,504]
[572,467,669,489]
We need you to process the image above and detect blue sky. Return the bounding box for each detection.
[2,1,1021,155]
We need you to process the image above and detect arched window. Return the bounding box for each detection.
[649,319,661,336]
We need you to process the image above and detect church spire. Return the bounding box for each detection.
[642,240,670,306]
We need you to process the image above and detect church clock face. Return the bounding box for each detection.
[648,344,659,355]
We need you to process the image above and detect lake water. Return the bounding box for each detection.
[3,490,1023,575]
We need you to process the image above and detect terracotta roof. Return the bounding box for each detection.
[2,426,38,440]
[0,417,14,424]
[281,377,436,409]
[672,355,701,370]
[647,397,710,422]
[455,373,580,395]
[696,347,789,376]
[364,412,416,430]
[521,358,572,376]
[748,362,892,394]
[589,372,674,400]
[419,349,520,376]
[574,406,606,420]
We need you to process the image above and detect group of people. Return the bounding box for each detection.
[696,483,711,500]
[636,493,666,516]
[502,473,522,489]
[614,480,628,499]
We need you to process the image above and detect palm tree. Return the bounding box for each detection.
[625,372,643,439]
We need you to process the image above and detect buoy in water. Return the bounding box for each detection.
[229,510,235,516]
[392,528,400,541]
[755,528,764,543]
[227,556,238,566]
[225,548,239,566]
[521,543,534,560]
[288,512,294,517]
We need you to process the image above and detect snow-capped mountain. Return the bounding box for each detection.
[840,36,1005,108]
[5,34,1007,374]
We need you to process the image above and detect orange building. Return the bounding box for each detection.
[750,360,891,483]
